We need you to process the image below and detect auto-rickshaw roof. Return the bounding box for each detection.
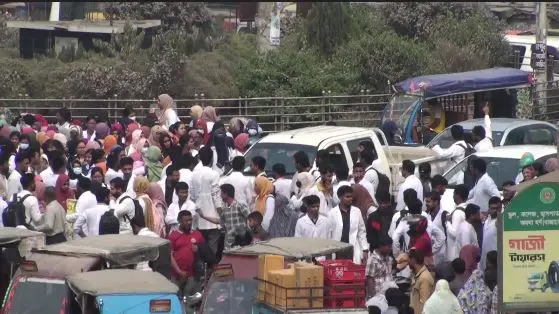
[394,67,533,99]
[34,234,169,265]
[225,237,352,258]
[67,269,178,296]
[0,227,43,245]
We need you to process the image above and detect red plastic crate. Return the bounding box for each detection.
[319,260,366,283]
[324,296,365,309]
[325,283,366,296]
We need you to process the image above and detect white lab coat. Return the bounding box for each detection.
[73,203,110,237]
[328,205,368,264]
[428,208,448,265]
[468,173,500,213]
[158,180,178,205]
[190,165,222,230]
[395,175,424,212]
[480,217,497,271]
[66,190,97,236]
[111,193,136,234]
[432,140,468,173]
[294,214,331,239]
[332,180,352,207]
[445,203,476,261]
[7,170,22,198]
[220,171,253,208]
[166,199,198,231]
[309,186,333,216]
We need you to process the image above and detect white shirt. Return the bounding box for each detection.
[17,190,42,227]
[444,203,466,261]
[190,165,222,230]
[220,171,253,207]
[73,203,110,237]
[432,140,468,172]
[273,178,292,200]
[136,228,160,271]
[111,193,136,234]
[166,199,197,230]
[261,196,275,231]
[158,180,178,205]
[294,214,331,239]
[474,115,493,153]
[328,205,368,264]
[39,167,53,186]
[309,186,333,216]
[8,155,15,173]
[83,130,96,141]
[164,109,180,129]
[457,220,479,251]
[480,216,497,271]
[468,173,500,212]
[363,165,380,194]
[105,168,123,186]
[0,197,9,227]
[7,170,23,198]
[67,190,97,235]
[395,175,424,212]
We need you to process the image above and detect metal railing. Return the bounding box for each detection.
[0,93,390,133]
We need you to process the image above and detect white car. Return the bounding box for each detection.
[440,145,558,210]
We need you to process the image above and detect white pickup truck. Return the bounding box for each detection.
[242,126,445,195]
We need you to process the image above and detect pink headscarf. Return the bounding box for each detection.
[111,122,123,137]
[46,130,56,139]
[459,245,481,280]
[234,133,250,153]
[53,133,67,147]
[21,127,34,135]
[85,140,101,150]
[34,176,46,213]
[0,126,11,139]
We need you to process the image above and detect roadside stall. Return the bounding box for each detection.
[199,238,368,314]
[66,269,184,314]
[500,172,559,312]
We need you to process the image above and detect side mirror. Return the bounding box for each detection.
[393,134,403,145]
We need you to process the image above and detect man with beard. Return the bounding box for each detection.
[119,157,134,194]
[480,197,500,271]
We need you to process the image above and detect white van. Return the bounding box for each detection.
[505,34,559,76]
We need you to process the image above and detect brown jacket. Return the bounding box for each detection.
[410,265,434,314]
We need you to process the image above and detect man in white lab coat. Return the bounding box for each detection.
[471,105,493,153]
[480,196,500,271]
[220,156,253,207]
[328,186,368,264]
[424,191,447,265]
[190,146,223,257]
[395,160,423,212]
[294,195,330,239]
[432,125,468,173]
[443,184,470,262]
[467,158,500,215]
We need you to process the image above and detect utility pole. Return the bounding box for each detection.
[255,2,275,53]
[534,2,547,117]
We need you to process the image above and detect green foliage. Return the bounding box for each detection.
[303,3,354,56]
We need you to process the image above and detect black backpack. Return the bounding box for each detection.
[366,167,391,196]
[457,143,476,158]
[119,196,144,223]
[2,194,31,228]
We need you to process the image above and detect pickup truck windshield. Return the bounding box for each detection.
[381,95,420,139]
[243,143,317,178]
[4,277,66,314]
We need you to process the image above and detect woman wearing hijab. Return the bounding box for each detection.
[189,105,203,128]
[157,94,179,129]
[267,194,299,238]
[459,244,481,281]
[131,138,148,164]
[144,146,163,183]
[105,146,124,186]
[200,106,219,132]
[34,175,47,213]
[55,174,75,212]
[147,182,168,237]
[254,176,275,231]
[211,121,229,168]
[133,176,158,233]
[36,132,49,146]
[148,125,165,148]
[195,120,211,146]
[103,135,118,155]
[95,122,110,142]
[159,133,180,166]
[111,122,124,142]
[423,280,463,314]
[127,129,143,156]
[290,172,315,211]
[52,133,67,148]
[457,267,493,314]
[125,122,140,146]
[232,133,249,158]
[351,182,375,219]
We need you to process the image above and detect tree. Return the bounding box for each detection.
[303,2,355,56]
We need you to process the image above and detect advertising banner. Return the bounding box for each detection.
[500,181,559,312]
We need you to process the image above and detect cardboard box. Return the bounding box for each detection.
[268,268,296,307]
[257,255,285,302]
[294,262,324,309]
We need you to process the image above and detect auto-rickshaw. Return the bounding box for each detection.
[66,269,184,314]
[1,235,171,314]
[381,67,534,146]
[198,237,367,314]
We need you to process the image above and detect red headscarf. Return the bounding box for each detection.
[35,114,48,127]
[408,219,432,257]
[195,119,210,145]
[55,174,75,211]
[459,244,480,280]
[234,133,249,153]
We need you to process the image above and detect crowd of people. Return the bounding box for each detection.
[0,94,546,313]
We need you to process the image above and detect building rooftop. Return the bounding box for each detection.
[6,19,161,34]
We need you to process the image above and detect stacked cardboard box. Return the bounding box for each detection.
[265,261,324,309]
[257,255,285,302]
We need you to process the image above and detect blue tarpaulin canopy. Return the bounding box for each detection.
[394,67,533,99]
